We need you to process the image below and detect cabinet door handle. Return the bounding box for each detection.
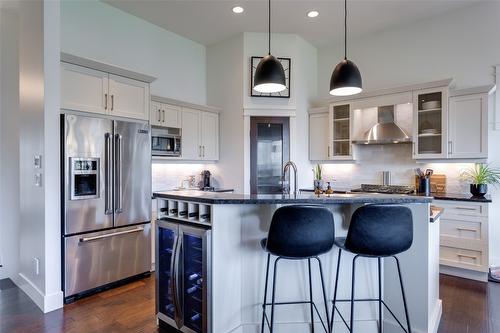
[413,142,416,156]
[199,145,202,158]
[104,93,108,110]
[327,146,330,158]
[162,110,165,123]
[203,146,205,158]
[449,141,453,155]
[158,109,161,122]
[111,95,114,111]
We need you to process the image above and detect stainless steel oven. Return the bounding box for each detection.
[152,126,181,157]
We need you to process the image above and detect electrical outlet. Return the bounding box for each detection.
[32,258,39,275]
[34,173,42,187]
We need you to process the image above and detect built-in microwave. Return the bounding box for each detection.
[152,126,181,157]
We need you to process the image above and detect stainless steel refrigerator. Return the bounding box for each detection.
[62,114,152,301]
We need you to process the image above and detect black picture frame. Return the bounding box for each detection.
[250,56,291,98]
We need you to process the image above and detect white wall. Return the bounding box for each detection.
[207,34,245,193]
[0,3,20,280]
[60,0,207,105]
[317,1,500,266]
[15,0,63,312]
[318,2,500,96]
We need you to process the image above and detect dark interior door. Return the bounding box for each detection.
[250,117,290,194]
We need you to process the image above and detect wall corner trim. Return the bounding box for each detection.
[15,273,64,313]
[495,65,500,131]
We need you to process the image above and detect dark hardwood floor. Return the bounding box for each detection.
[1,274,499,332]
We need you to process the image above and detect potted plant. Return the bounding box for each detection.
[460,163,500,197]
[312,164,323,190]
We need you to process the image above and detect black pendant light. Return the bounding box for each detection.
[253,0,286,93]
[329,0,362,96]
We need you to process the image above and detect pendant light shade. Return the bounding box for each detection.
[329,59,362,96]
[253,54,286,93]
[329,0,362,96]
[253,0,286,93]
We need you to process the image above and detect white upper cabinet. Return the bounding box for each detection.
[448,93,488,159]
[61,62,109,114]
[309,112,330,161]
[61,62,151,121]
[180,108,219,161]
[151,102,182,128]
[108,74,149,120]
[181,108,202,160]
[200,112,219,160]
[330,103,353,160]
[412,87,449,159]
[150,101,163,126]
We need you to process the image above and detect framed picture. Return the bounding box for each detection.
[250,56,291,98]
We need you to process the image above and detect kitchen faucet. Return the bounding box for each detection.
[282,161,298,195]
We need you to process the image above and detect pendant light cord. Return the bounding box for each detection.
[268,0,271,55]
[344,0,347,60]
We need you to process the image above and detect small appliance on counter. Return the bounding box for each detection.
[200,170,211,190]
[415,168,433,196]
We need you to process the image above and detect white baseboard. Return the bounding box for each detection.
[440,265,488,282]
[15,273,63,313]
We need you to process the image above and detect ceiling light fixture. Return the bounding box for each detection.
[329,0,362,96]
[232,6,244,14]
[253,0,286,93]
[307,10,319,18]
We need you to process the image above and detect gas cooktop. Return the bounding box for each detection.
[351,184,416,195]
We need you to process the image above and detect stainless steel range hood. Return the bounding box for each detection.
[352,105,412,145]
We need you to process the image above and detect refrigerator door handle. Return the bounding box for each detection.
[172,232,183,328]
[104,133,113,215]
[114,134,123,213]
[79,226,144,243]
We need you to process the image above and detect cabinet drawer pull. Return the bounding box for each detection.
[454,206,477,211]
[456,227,476,232]
[457,254,478,260]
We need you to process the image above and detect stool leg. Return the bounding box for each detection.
[316,257,331,333]
[308,258,315,333]
[330,248,342,331]
[350,255,359,333]
[378,257,382,333]
[394,256,411,333]
[261,253,271,333]
[270,257,281,333]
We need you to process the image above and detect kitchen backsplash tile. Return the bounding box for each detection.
[320,144,473,193]
[152,162,221,192]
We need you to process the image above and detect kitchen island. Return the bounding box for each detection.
[154,191,440,333]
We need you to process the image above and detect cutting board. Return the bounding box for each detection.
[415,174,446,193]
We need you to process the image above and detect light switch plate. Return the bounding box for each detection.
[34,173,42,187]
[34,155,42,169]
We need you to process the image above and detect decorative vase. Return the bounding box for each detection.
[314,179,324,191]
[470,184,487,197]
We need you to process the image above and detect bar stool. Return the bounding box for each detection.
[260,205,335,333]
[330,204,413,333]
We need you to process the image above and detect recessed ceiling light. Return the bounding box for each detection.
[232,6,244,14]
[307,10,319,18]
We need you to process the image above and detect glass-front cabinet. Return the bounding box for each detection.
[412,87,449,159]
[330,103,352,160]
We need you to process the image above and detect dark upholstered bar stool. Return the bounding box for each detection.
[330,205,413,333]
[260,205,335,333]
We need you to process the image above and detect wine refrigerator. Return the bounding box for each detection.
[156,218,211,333]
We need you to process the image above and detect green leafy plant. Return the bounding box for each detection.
[460,163,500,186]
[312,164,322,180]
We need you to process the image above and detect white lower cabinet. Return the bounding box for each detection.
[438,200,489,278]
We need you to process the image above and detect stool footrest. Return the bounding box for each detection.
[332,299,409,333]
[262,300,328,332]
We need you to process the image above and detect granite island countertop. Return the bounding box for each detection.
[153,190,433,205]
